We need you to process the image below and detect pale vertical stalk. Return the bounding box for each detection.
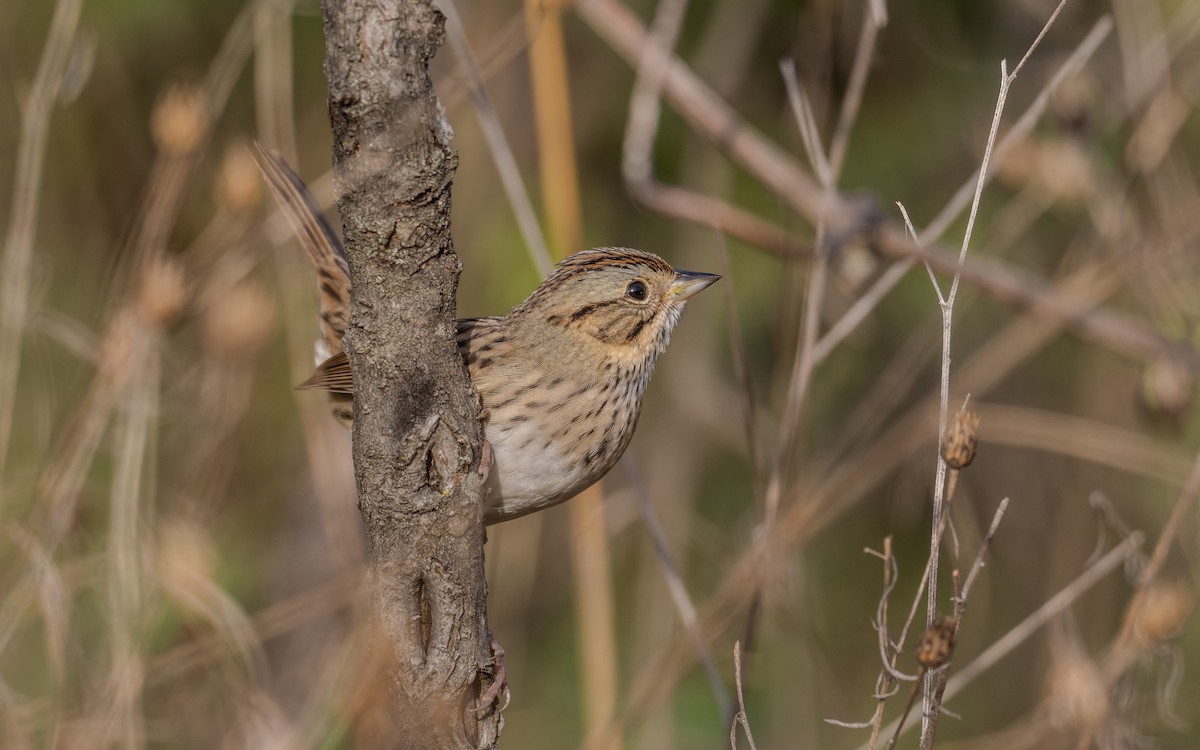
[912,0,1069,725]
[104,317,159,749]
[0,0,84,504]
[574,487,619,750]
[253,0,298,161]
[525,2,619,747]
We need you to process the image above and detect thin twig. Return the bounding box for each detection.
[604,253,1129,739]
[860,532,1143,750]
[958,498,1009,603]
[924,0,1092,246]
[715,237,765,502]
[779,60,833,190]
[442,0,553,276]
[739,51,836,684]
[886,672,927,750]
[828,0,887,178]
[621,459,731,717]
[922,498,1010,745]
[729,642,759,750]
[867,538,896,748]
[581,1,1196,371]
[916,6,1056,729]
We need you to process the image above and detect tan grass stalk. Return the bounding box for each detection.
[101,324,157,749]
[972,403,1195,484]
[0,0,84,503]
[526,0,582,258]
[525,1,619,746]
[1,526,68,683]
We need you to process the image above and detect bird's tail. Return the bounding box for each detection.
[253,144,350,357]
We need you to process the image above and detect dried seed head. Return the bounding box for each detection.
[202,282,277,360]
[150,83,208,156]
[215,141,261,214]
[833,242,878,294]
[1046,641,1108,730]
[1139,357,1193,424]
[1051,70,1096,133]
[136,259,187,328]
[1135,581,1195,646]
[915,615,958,669]
[941,409,980,470]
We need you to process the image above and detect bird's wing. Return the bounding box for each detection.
[298,318,509,396]
[297,351,353,394]
[253,144,351,355]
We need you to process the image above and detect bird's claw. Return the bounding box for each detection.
[478,438,495,481]
[475,631,509,716]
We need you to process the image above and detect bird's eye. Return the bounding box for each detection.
[625,280,648,301]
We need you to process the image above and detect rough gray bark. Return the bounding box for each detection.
[321,1,499,746]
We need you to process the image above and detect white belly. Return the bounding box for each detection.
[482,417,593,521]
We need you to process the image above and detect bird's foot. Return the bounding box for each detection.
[476,630,509,716]
[478,438,495,481]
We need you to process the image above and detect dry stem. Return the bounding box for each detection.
[0,0,84,505]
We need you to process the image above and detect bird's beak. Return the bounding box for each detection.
[671,269,721,300]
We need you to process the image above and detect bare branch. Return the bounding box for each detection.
[579,0,1199,371]
[958,498,1010,603]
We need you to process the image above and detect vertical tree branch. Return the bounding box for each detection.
[321,1,496,747]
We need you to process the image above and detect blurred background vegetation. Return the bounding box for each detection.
[1,0,1198,747]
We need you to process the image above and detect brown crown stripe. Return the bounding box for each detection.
[556,247,673,272]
